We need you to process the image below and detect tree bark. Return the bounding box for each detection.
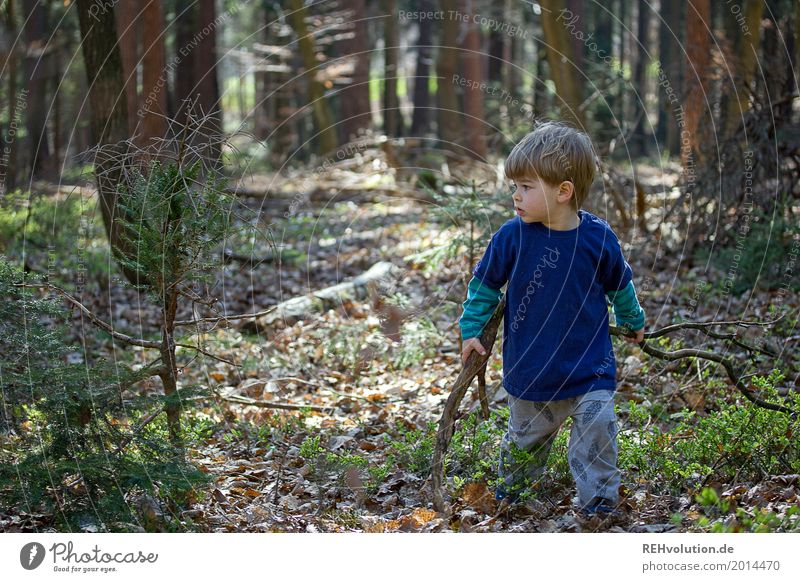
[339,0,372,142]
[724,0,763,136]
[381,0,403,137]
[632,0,650,155]
[140,0,168,144]
[23,0,50,177]
[684,0,711,164]
[462,0,486,159]
[437,0,461,147]
[173,0,197,123]
[76,0,140,284]
[2,0,19,191]
[410,0,433,136]
[288,0,338,155]
[539,0,585,127]
[115,0,140,136]
[657,0,682,155]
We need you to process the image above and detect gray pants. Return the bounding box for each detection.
[498,389,620,508]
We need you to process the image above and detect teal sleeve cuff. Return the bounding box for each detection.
[607,280,645,331]
[459,277,502,340]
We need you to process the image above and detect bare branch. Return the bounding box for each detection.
[15,283,160,349]
[173,305,278,327]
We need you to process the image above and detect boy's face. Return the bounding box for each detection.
[510,174,565,224]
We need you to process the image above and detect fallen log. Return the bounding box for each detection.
[240,260,400,334]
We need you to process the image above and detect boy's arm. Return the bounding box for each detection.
[606,280,645,331]
[459,276,503,340]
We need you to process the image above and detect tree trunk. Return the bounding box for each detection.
[632,0,650,155]
[462,0,486,159]
[487,2,505,84]
[115,0,140,137]
[539,0,585,127]
[506,0,521,99]
[381,0,403,137]
[724,0,764,136]
[140,0,168,145]
[287,0,338,155]
[657,0,682,155]
[76,0,141,285]
[565,0,584,78]
[159,287,183,453]
[437,0,461,147]
[173,0,197,124]
[2,0,19,191]
[410,0,433,136]
[339,0,372,142]
[23,0,50,177]
[684,0,711,164]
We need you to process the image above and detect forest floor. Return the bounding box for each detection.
[2,158,799,533]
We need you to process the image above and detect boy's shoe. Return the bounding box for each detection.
[579,497,625,521]
[494,485,521,505]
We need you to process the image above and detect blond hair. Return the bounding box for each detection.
[504,121,597,208]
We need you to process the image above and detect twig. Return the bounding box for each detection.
[220,393,336,413]
[15,282,160,349]
[641,317,779,338]
[173,306,277,327]
[113,408,166,455]
[610,326,794,415]
[175,343,237,366]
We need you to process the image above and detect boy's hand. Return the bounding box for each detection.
[461,337,487,365]
[623,327,645,344]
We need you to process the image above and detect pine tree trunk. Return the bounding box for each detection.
[195,0,223,161]
[173,0,197,123]
[437,0,461,147]
[506,0,521,99]
[76,0,142,285]
[140,0,168,145]
[657,0,682,155]
[410,0,433,136]
[288,0,338,155]
[23,0,50,177]
[684,0,711,164]
[381,0,403,137]
[462,0,486,159]
[2,0,19,191]
[539,0,585,127]
[724,0,763,136]
[159,286,183,454]
[487,2,505,84]
[339,0,372,142]
[632,0,650,155]
[116,0,140,136]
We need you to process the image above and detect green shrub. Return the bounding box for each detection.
[699,210,800,294]
[0,258,208,531]
[618,377,800,493]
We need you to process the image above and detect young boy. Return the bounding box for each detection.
[459,121,645,518]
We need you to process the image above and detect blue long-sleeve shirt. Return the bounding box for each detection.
[459,211,645,401]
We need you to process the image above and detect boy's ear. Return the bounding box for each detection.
[557,181,575,204]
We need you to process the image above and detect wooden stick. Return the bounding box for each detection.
[431,297,505,512]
